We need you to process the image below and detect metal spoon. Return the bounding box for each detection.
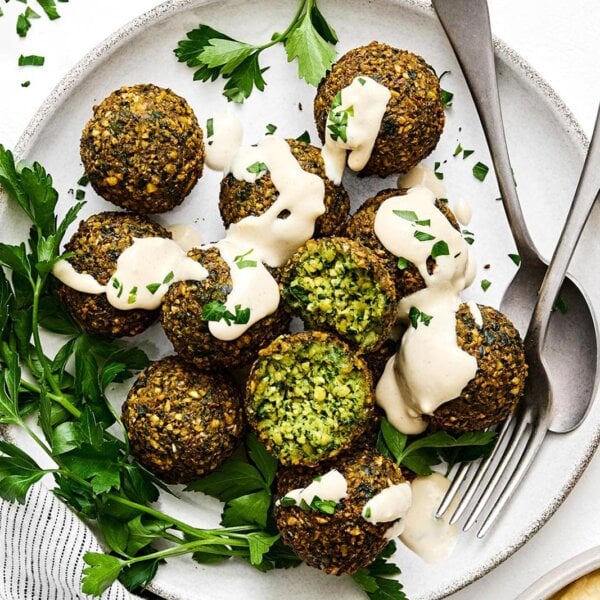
[432,0,598,432]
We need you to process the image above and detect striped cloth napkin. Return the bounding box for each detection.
[0,483,140,600]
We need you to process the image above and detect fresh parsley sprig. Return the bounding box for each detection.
[352,541,408,600]
[174,0,338,102]
[377,418,497,475]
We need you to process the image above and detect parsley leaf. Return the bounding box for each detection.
[296,130,311,143]
[392,209,419,222]
[234,248,258,269]
[246,161,269,176]
[202,301,251,326]
[414,230,435,242]
[396,257,409,270]
[431,240,449,259]
[408,306,433,329]
[18,54,45,67]
[0,440,48,503]
[352,542,407,600]
[82,553,124,596]
[481,279,492,292]
[508,253,521,266]
[473,161,489,181]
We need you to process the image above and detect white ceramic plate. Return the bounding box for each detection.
[2,1,599,599]
[516,546,600,600]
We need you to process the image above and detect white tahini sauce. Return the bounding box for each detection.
[400,473,459,563]
[373,185,477,433]
[225,135,325,267]
[204,111,244,172]
[279,469,347,507]
[398,165,446,199]
[52,237,208,311]
[321,76,391,185]
[467,300,483,328]
[362,482,412,539]
[167,224,203,252]
[208,240,280,341]
[454,198,472,226]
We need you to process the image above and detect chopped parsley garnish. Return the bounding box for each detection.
[233,248,257,269]
[393,209,419,222]
[75,189,85,201]
[434,161,444,180]
[481,279,492,292]
[431,240,449,259]
[462,229,475,245]
[453,143,463,157]
[327,92,354,143]
[414,230,435,242]
[162,271,175,284]
[127,286,138,304]
[146,283,161,295]
[296,130,311,143]
[279,496,297,507]
[397,257,409,270]
[364,506,372,519]
[358,76,366,86]
[37,0,61,21]
[246,161,269,176]
[441,89,453,108]
[174,1,338,102]
[508,253,521,266]
[202,301,251,326]
[77,173,89,187]
[408,306,433,328]
[16,7,40,37]
[206,117,214,138]
[463,149,474,159]
[18,54,45,67]
[21,81,31,88]
[111,278,120,290]
[554,295,568,314]
[265,123,277,135]
[473,161,489,182]
[283,494,338,516]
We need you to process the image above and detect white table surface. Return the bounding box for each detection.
[0,1,599,599]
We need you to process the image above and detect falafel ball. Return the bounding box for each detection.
[344,188,459,300]
[81,83,204,213]
[219,139,350,237]
[245,331,374,466]
[160,246,290,370]
[122,356,244,484]
[280,237,397,353]
[314,42,445,177]
[275,448,406,575]
[427,303,528,432]
[56,211,170,337]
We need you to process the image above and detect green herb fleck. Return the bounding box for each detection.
[75,189,85,201]
[206,117,214,138]
[554,295,568,314]
[434,161,444,180]
[473,161,489,182]
[441,89,453,108]
[481,279,492,292]
[453,143,463,157]
[21,81,31,88]
[463,149,474,159]
[146,283,161,295]
[358,77,366,85]
[18,55,45,67]
[233,248,257,269]
[431,240,449,259]
[202,301,251,326]
[364,506,372,519]
[163,271,175,284]
[408,306,433,328]
[508,253,521,266]
[397,257,409,270]
[265,123,277,135]
[327,92,354,143]
[414,231,435,242]
[37,0,61,20]
[127,286,138,304]
[246,161,269,176]
[392,209,418,222]
[311,497,336,515]
[279,496,297,507]
[77,174,89,187]
[296,130,311,143]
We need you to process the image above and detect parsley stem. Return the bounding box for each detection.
[259,0,308,49]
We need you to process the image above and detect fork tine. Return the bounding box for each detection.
[476,422,548,538]
[462,413,531,531]
[447,413,515,525]
[435,461,472,518]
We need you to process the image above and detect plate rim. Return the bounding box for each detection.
[6,1,596,599]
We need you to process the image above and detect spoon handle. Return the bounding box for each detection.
[529,106,600,349]
[432,0,537,263]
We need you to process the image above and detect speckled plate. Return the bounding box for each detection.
[1,0,598,599]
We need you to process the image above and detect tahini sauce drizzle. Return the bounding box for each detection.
[362,482,412,539]
[400,473,459,563]
[167,224,203,252]
[454,198,472,226]
[52,237,208,311]
[278,469,347,506]
[398,165,446,199]
[204,111,244,171]
[321,76,391,185]
[374,186,477,433]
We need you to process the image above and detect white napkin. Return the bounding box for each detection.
[0,483,141,600]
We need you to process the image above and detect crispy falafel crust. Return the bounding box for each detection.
[122,356,244,484]
[219,139,350,237]
[280,237,397,353]
[80,83,204,214]
[245,331,374,466]
[428,304,528,432]
[344,188,459,300]
[160,246,290,370]
[314,42,445,177]
[56,211,171,338]
[275,448,405,575]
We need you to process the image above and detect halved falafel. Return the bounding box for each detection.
[280,237,397,353]
[275,448,406,575]
[246,332,374,466]
[314,42,445,177]
[219,138,350,237]
[344,188,460,301]
[427,303,527,432]
[122,356,244,484]
[56,211,170,337]
[160,246,290,370]
[81,83,204,213]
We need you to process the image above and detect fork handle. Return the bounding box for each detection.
[529,105,600,350]
[432,0,538,264]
